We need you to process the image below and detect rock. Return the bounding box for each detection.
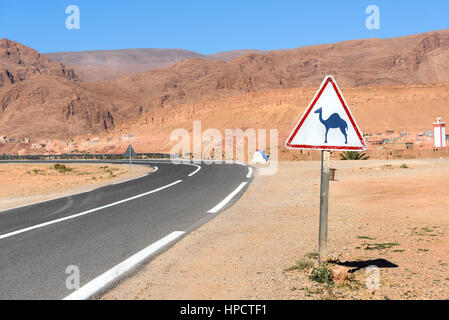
[330,265,351,283]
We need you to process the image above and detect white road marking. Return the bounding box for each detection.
[247,167,253,178]
[0,180,183,241]
[208,182,248,214]
[188,165,201,177]
[63,231,185,300]
[152,166,158,173]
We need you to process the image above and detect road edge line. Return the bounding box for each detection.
[63,231,185,300]
[207,182,248,214]
[246,167,253,178]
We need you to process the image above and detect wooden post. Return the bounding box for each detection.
[318,150,330,265]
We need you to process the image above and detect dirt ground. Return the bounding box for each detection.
[102,159,449,300]
[0,163,152,211]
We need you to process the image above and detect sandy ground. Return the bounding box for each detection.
[0,163,152,211]
[102,159,449,300]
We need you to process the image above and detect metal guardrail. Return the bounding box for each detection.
[0,153,173,160]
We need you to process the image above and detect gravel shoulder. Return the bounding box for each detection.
[102,159,449,300]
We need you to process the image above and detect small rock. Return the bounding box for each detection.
[330,265,351,283]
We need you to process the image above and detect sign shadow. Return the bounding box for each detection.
[328,258,399,273]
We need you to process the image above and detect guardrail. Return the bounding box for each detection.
[0,153,173,160]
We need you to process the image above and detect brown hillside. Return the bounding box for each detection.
[71,83,449,157]
[0,39,77,88]
[0,75,114,140]
[207,49,266,61]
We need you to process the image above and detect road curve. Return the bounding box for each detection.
[0,160,252,300]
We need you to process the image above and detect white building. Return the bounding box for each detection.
[433,117,446,148]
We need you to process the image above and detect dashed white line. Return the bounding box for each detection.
[63,231,185,300]
[247,167,253,178]
[0,180,183,241]
[188,165,201,177]
[208,182,248,214]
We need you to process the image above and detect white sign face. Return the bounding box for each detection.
[286,75,367,151]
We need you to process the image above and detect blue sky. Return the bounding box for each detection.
[1,1,448,54]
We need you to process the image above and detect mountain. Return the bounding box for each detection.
[44,48,208,82]
[0,39,76,87]
[89,29,449,114]
[207,49,266,61]
[2,29,449,151]
[43,48,265,82]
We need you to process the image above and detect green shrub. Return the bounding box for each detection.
[52,164,73,173]
[31,168,45,175]
[310,263,334,284]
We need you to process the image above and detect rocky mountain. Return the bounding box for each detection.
[89,29,449,115]
[2,29,449,149]
[0,75,115,140]
[0,39,76,88]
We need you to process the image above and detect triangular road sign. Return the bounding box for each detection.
[286,75,367,151]
[124,145,137,157]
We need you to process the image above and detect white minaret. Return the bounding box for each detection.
[433,117,446,148]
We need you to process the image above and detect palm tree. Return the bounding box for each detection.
[339,151,369,160]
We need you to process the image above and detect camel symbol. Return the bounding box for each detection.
[314,108,348,144]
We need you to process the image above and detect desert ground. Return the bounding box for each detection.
[0,163,152,211]
[102,159,449,300]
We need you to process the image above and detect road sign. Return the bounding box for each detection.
[124,145,137,158]
[285,75,367,151]
[124,145,136,171]
[285,75,367,265]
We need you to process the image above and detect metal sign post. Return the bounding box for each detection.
[318,150,330,265]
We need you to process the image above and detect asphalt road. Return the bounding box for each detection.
[0,160,252,300]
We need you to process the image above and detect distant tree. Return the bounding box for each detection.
[339,151,369,160]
